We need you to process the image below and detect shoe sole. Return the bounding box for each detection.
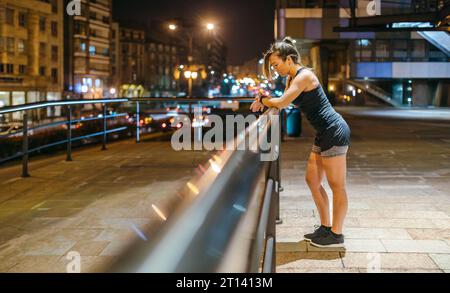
[304,238,312,242]
[310,241,345,248]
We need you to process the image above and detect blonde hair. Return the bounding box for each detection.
[263,36,302,79]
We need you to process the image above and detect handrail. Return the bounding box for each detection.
[0,97,264,178]
[110,108,281,273]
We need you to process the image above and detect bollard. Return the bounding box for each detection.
[102,104,107,150]
[136,101,140,143]
[66,105,73,161]
[21,112,30,178]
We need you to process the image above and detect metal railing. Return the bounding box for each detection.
[110,107,282,273]
[0,97,257,177]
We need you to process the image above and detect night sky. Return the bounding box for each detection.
[112,0,276,65]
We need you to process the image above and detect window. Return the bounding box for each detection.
[7,37,14,53]
[19,65,26,75]
[39,66,46,76]
[19,12,27,27]
[74,22,87,35]
[89,45,96,56]
[51,21,58,37]
[39,17,46,32]
[18,39,26,53]
[393,40,408,59]
[51,46,58,61]
[51,0,58,13]
[411,40,425,59]
[51,68,58,83]
[375,40,389,59]
[6,64,14,74]
[6,8,14,25]
[40,42,46,57]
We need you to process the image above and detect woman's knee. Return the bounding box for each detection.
[328,179,346,193]
[305,174,321,190]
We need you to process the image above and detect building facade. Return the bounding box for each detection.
[0,0,64,121]
[275,0,450,107]
[64,0,112,100]
[118,26,146,97]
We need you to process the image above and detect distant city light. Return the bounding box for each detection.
[259,59,264,65]
[179,65,184,69]
[184,71,192,79]
[224,78,229,84]
[191,72,198,79]
[206,23,215,31]
[110,88,116,95]
[210,71,215,75]
[168,24,177,30]
[81,85,88,93]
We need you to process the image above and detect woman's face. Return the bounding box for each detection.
[269,54,290,77]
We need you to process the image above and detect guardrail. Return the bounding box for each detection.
[0,97,269,177]
[110,108,282,273]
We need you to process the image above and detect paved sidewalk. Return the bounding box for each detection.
[276,110,450,273]
[0,139,213,272]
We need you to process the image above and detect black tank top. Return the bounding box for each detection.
[290,67,344,134]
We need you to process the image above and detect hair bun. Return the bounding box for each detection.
[282,36,295,46]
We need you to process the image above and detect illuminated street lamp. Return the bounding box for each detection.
[168,24,177,31]
[206,23,215,31]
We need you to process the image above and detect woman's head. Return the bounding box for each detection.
[263,37,301,79]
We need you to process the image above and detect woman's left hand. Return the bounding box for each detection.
[250,99,265,113]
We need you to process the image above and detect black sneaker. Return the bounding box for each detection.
[310,232,345,248]
[303,225,331,242]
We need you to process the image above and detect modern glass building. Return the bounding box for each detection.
[275,0,450,107]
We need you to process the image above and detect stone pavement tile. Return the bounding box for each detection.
[0,256,21,272]
[429,254,450,270]
[22,239,77,256]
[361,269,444,273]
[8,256,65,273]
[278,268,359,273]
[379,211,449,219]
[277,241,308,252]
[68,241,110,256]
[57,256,118,273]
[277,251,343,269]
[277,227,309,242]
[341,253,438,270]
[406,229,450,241]
[431,219,450,229]
[357,218,437,229]
[344,228,412,240]
[382,240,450,254]
[306,239,386,253]
[99,241,134,256]
[346,210,382,218]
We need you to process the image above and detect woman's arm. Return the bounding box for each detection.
[261,73,308,109]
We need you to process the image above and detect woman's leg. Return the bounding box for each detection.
[322,154,348,235]
[305,152,331,227]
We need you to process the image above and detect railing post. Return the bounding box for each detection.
[276,112,283,224]
[136,101,140,143]
[102,103,107,150]
[21,112,30,178]
[267,173,277,273]
[66,105,73,161]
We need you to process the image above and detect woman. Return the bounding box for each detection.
[250,37,351,248]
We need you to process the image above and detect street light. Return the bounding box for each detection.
[184,71,192,79]
[191,72,198,80]
[168,24,177,31]
[206,23,215,31]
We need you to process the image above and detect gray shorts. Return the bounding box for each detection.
[312,144,349,157]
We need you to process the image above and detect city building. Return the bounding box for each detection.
[0,0,64,121]
[118,25,146,97]
[275,0,450,107]
[64,0,113,100]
